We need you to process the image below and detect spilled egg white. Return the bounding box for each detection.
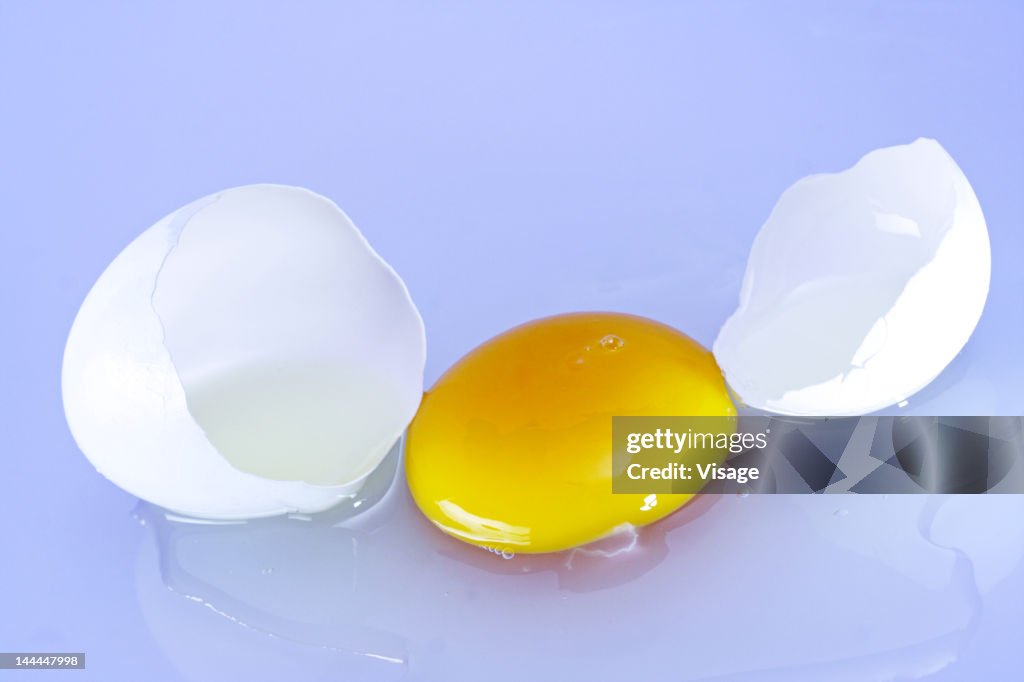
[714,138,991,415]
[62,185,426,520]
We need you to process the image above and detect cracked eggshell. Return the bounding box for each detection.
[714,139,990,415]
[62,185,426,519]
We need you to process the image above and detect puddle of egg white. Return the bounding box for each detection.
[131,436,1009,682]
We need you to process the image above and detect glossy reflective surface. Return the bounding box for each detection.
[406,313,735,553]
[130,450,1022,682]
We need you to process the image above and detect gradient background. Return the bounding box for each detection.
[1,1,1022,680]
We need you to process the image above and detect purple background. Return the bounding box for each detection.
[2,2,1023,680]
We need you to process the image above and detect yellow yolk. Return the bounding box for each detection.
[405,312,736,554]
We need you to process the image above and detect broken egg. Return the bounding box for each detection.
[62,185,426,519]
[714,139,990,415]
[405,312,735,554]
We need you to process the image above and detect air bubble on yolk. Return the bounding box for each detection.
[599,334,624,351]
[405,312,736,554]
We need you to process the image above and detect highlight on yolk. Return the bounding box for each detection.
[405,312,736,554]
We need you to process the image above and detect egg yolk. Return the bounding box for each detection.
[405,312,736,554]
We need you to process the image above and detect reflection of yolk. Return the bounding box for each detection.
[405,312,736,554]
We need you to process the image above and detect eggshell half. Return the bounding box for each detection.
[714,139,990,415]
[62,185,426,519]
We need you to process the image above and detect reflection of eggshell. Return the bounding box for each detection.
[714,139,991,415]
[62,185,425,519]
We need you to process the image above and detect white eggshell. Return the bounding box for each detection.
[62,185,426,519]
[714,139,990,415]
